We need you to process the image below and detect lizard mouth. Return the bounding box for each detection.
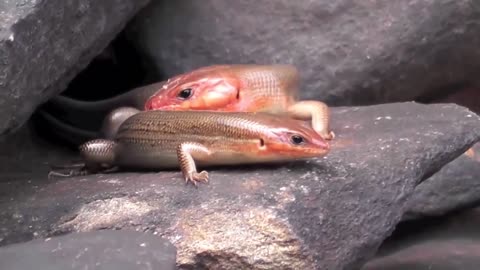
[315,138,330,151]
[145,100,180,111]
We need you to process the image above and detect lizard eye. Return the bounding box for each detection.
[290,134,306,145]
[177,88,193,99]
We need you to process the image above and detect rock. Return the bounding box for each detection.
[403,143,480,220]
[124,0,480,106]
[420,86,480,114]
[362,207,480,270]
[0,102,479,270]
[401,87,480,220]
[0,0,150,137]
[0,230,177,270]
[0,114,81,177]
[364,239,480,270]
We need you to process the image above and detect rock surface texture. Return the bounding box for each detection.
[0,102,479,270]
[0,0,150,136]
[363,207,480,270]
[364,239,480,270]
[399,86,480,220]
[0,230,177,270]
[125,0,480,105]
[403,143,480,220]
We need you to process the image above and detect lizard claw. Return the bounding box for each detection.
[184,170,209,186]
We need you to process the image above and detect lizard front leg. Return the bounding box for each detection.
[48,139,118,178]
[176,142,211,186]
[287,100,335,140]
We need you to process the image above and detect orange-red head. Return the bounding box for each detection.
[144,65,241,111]
[259,119,331,160]
[204,112,330,166]
[215,112,331,162]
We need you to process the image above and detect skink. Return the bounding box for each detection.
[40,64,334,143]
[144,64,335,140]
[51,110,330,185]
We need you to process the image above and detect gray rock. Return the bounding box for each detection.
[364,239,480,270]
[363,207,480,270]
[0,0,150,136]
[124,0,480,105]
[0,230,177,270]
[0,102,479,270]
[403,143,480,220]
[399,87,480,220]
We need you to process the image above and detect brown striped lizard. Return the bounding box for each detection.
[50,110,331,185]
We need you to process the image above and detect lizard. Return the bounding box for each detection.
[41,64,334,143]
[144,64,335,140]
[49,110,331,186]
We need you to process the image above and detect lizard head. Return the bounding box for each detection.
[145,65,240,111]
[259,119,331,160]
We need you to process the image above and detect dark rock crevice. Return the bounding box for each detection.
[0,0,150,136]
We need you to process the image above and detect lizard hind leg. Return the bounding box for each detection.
[48,165,91,178]
[176,142,211,186]
[48,162,119,179]
[49,139,117,178]
[48,161,92,179]
[79,139,117,164]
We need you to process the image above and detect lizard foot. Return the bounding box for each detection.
[184,170,209,186]
[324,131,335,140]
[48,165,119,179]
[48,168,90,178]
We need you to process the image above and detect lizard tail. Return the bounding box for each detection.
[34,110,99,146]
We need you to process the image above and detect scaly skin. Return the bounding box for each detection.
[50,110,330,185]
[144,64,335,140]
[42,64,334,142]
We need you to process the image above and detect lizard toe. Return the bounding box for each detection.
[326,131,335,140]
[196,171,209,183]
[185,171,209,186]
[48,170,72,178]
